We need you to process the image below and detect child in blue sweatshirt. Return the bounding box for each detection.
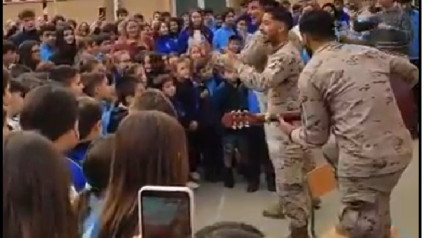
[154,22,179,54]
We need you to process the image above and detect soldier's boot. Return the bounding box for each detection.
[262,200,286,219]
[223,168,234,188]
[286,226,310,238]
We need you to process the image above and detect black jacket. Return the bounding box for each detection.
[9,30,40,46]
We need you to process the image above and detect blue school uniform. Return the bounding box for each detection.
[155,35,179,54]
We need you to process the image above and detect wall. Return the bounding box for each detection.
[3,0,172,24]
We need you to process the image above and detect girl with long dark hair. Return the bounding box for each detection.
[177,9,213,53]
[50,24,78,65]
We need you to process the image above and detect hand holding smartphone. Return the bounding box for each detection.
[138,186,194,238]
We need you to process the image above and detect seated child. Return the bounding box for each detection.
[68,96,103,164]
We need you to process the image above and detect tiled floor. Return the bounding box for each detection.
[194,140,419,237]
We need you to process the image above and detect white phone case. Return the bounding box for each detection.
[138,186,195,238]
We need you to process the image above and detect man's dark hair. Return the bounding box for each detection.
[39,23,57,36]
[81,72,106,97]
[247,0,280,8]
[3,40,17,55]
[264,6,294,30]
[49,65,79,87]
[20,85,78,141]
[77,97,102,140]
[299,10,336,40]
[10,79,30,97]
[229,34,243,43]
[116,8,129,17]
[18,9,35,20]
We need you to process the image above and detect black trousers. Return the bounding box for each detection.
[199,125,223,177]
[187,131,201,173]
[245,126,275,184]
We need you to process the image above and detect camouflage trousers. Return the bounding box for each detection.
[337,172,404,238]
[322,135,404,238]
[264,123,313,228]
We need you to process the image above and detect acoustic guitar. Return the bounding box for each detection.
[221,76,417,133]
[221,110,301,129]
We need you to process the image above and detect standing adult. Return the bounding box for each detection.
[279,10,417,238]
[219,0,314,219]
[218,7,311,238]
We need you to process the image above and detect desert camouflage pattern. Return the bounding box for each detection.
[291,42,416,177]
[232,40,311,228]
[290,42,417,237]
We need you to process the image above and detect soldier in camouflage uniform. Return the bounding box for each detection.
[220,0,317,220]
[279,11,418,238]
[214,6,312,238]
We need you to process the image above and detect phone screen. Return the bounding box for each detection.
[140,190,192,238]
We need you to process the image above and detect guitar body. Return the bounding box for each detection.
[390,75,418,133]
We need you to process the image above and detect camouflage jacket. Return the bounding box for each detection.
[234,41,304,114]
[291,42,417,177]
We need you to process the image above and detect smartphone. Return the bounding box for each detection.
[138,186,194,238]
[98,7,106,21]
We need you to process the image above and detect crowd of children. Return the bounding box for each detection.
[2,0,420,237]
[3,2,286,192]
